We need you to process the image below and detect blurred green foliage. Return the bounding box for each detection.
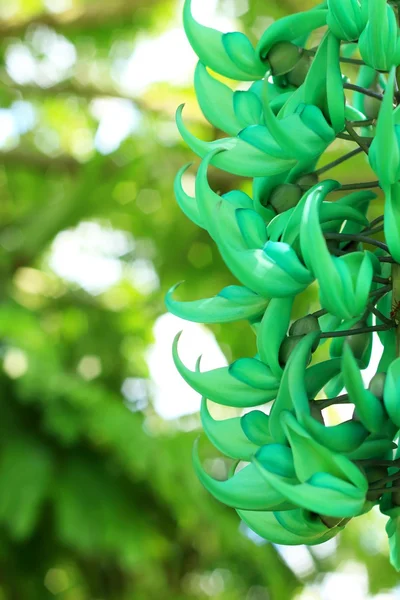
[0,0,394,598]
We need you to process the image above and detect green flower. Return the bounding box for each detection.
[327,0,368,41]
[170,0,400,570]
[359,0,400,71]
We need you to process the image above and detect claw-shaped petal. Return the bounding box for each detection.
[256,9,328,60]
[342,345,388,433]
[183,0,265,80]
[300,181,374,319]
[238,508,342,545]
[240,411,273,446]
[369,69,400,187]
[281,411,368,488]
[193,439,292,510]
[359,1,400,72]
[176,105,297,177]
[257,297,294,379]
[253,457,366,518]
[200,399,259,460]
[166,283,269,324]
[173,333,279,407]
[327,0,368,41]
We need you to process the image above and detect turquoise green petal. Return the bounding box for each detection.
[257,297,294,379]
[303,415,368,454]
[174,163,203,228]
[238,508,339,546]
[212,242,313,299]
[304,358,342,397]
[235,209,268,249]
[193,441,289,510]
[229,357,279,390]
[176,105,297,177]
[194,62,241,136]
[342,345,387,433]
[233,91,263,128]
[257,10,328,60]
[200,399,259,460]
[326,32,345,133]
[346,435,397,461]
[241,411,273,446]
[183,0,265,80]
[253,458,366,518]
[222,32,266,78]
[369,69,399,187]
[359,1,400,72]
[300,181,373,319]
[327,0,368,41]
[165,283,269,324]
[173,333,279,407]
[281,411,368,488]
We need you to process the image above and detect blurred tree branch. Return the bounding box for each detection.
[0,70,157,115]
[0,0,162,36]
[0,148,80,172]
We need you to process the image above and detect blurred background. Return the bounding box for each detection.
[0,0,397,598]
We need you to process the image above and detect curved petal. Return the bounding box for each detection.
[200,399,259,460]
[241,411,273,446]
[183,0,264,80]
[257,297,294,379]
[342,345,387,433]
[254,458,366,518]
[173,333,279,407]
[238,508,340,545]
[176,105,296,177]
[174,163,203,228]
[193,441,288,510]
[194,62,241,135]
[256,10,328,60]
[166,283,268,324]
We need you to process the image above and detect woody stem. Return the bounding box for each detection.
[392,263,400,356]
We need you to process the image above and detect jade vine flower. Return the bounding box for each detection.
[168,0,400,570]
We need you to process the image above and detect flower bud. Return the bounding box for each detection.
[286,53,312,87]
[279,335,304,366]
[368,373,386,400]
[364,95,381,119]
[289,315,321,351]
[267,42,302,76]
[268,184,302,213]
[296,172,319,188]
[345,322,370,360]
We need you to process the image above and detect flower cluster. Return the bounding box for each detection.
[168,0,400,568]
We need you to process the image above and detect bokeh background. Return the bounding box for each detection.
[0,0,397,598]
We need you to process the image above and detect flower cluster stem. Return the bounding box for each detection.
[345,122,371,154]
[343,82,384,101]
[324,232,389,252]
[314,147,363,176]
[392,263,400,356]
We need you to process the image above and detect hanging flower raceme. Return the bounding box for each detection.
[169,0,400,569]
